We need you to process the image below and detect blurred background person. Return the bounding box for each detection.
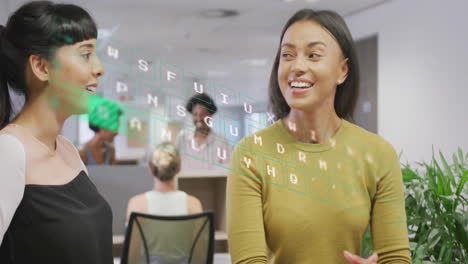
[175,93,232,171]
[126,142,203,220]
[139,93,233,171]
[79,100,122,165]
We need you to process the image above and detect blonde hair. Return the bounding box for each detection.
[149,142,181,181]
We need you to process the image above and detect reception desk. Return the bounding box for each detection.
[87,166,229,256]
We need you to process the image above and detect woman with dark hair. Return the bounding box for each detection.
[227,9,411,264]
[0,1,112,263]
[174,92,232,171]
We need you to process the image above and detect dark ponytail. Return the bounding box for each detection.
[0,1,98,129]
[0,25,13,129]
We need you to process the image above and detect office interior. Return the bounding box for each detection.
[1,0,467,263]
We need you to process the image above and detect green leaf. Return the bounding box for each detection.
[434,157,450,195]
[457,148,464,165]
[439,242,447,261]
[428,229,441,249]
[440,151,455,186]
[455,170,467,197]
[454,217,468,253]
[415,245,426,260]
[402,167,420,182]
[426,165,438,191]
[454,170,468,211]
[442,244,453,263]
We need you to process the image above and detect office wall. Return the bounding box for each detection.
[0,2,8,24]
[354,35,378,134]
[2,3,25,124]
[346,0,468,163]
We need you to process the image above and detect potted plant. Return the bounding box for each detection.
[362,148,467,263]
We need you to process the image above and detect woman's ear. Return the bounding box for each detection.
[337,57,349,85]
[28,54,49,82]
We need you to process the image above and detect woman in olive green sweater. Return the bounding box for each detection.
[227,9,411,264]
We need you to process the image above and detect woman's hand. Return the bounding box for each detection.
[343,250,378,264]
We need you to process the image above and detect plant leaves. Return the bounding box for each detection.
[455,170,467,197]
[454,216,468,253]
[403,167,420,182]
[440,151,455,188]
[428,229,441,249]
[373,148,468,262]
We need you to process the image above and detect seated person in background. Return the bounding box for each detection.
[139,93,233,171]
[126,142,203,220]
[175,93,232,171]
[79,100,122,165]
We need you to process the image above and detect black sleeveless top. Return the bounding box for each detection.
[0,170,113,264]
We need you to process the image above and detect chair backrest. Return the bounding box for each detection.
[121,211,215,264]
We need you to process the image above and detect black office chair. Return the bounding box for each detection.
[121,211,215,264]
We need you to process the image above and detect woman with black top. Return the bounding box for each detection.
[0,1,113,263]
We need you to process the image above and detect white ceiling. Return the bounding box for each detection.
[2,0,390,104]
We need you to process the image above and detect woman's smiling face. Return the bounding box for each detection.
[47,38,104,115]
[278,20,349,114]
